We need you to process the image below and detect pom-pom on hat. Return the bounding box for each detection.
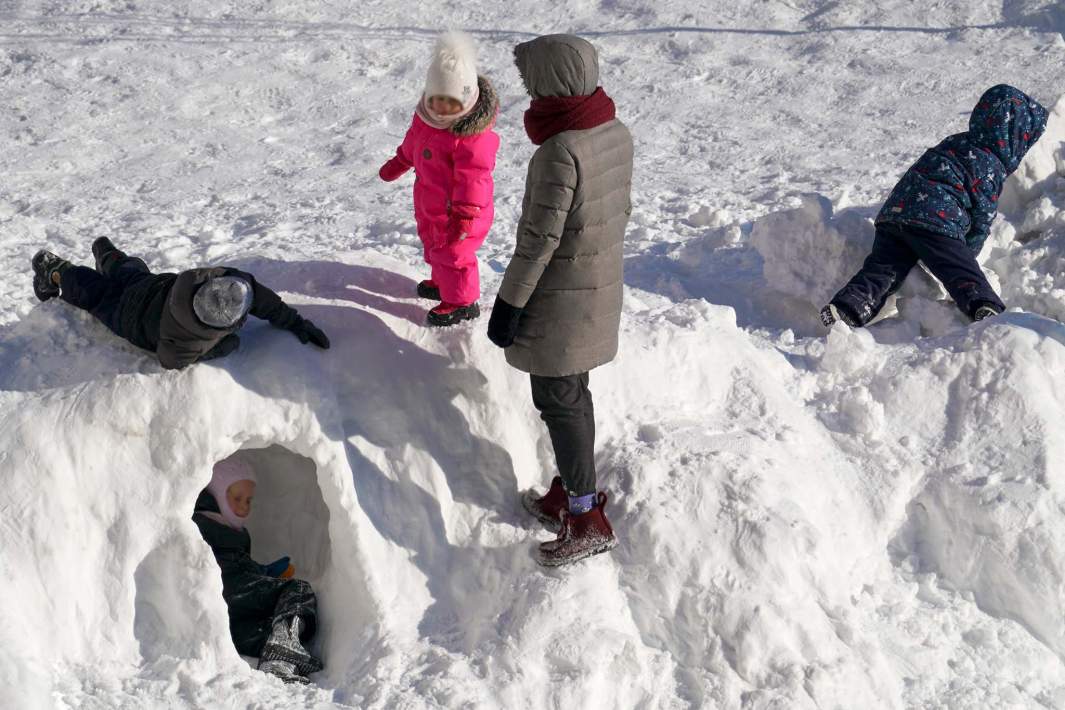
[425,31,479,111]
[207,457,257,529]
[192,275,253,329]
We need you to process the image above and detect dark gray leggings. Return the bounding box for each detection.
[530,372,596,497]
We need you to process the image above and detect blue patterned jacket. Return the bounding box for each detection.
[876,85,1048,253]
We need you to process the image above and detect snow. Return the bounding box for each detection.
[3,2,1065,709]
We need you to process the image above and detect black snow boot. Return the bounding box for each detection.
[31,250,70,302]
[426,301,480,327]
[257,616,323,678]
[972,302,1003,322]
[259,659,312,685]
[416,280,441,301]
[819,303,860,328]
[91,236,123,275]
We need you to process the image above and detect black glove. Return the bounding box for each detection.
[487,295,524,348]
[290,318,330,349]
[201,333,241,361]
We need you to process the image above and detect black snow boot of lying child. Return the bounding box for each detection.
[538,492,618,566]
[31,250,70,302]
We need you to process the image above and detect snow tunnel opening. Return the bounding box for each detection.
[237,445,332,588]
[188,445,337,674]
[134,444,335,672]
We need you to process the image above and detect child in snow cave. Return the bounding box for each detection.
[30,237,330,369]
[820,84,1048,328]
[378,31,501,327]
[487,35,634,566]
[192,458,323,684]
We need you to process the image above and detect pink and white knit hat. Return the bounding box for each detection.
[207,457,257,529]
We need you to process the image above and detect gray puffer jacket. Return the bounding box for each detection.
[499,35,634,377]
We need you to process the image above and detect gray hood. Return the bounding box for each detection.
[514,34,599,99]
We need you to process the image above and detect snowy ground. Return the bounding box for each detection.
[3,2,1065,708]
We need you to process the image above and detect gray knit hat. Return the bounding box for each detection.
[192,275,253,329]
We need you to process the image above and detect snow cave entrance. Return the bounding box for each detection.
[238,445,332,587]
[225,445,334,675]
[133,445,334,669]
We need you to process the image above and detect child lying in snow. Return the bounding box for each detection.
[378,31,500,327]
[821,84,1048,328]
[30,237,329,369]
[192,457,323,684]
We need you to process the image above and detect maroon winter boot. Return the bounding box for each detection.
[537,492,618,567]
[521,476,567,531]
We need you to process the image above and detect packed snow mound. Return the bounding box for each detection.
[9,248,1065,708]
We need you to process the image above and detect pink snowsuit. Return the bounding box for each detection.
[380,79,500,305]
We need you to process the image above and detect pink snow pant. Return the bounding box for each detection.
[422,231,486,305]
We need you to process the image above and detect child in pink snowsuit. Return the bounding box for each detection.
[378,32,500,327]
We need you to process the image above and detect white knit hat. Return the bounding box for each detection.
[193,275,253,329]
[425,31,479,110]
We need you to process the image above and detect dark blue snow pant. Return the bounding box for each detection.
[227,577,318,657]
[830,223,1005,325]
[58,255,150,336]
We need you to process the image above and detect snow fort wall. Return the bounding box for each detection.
[0,359,386,708]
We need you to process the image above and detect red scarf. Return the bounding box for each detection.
[523,87,617,145]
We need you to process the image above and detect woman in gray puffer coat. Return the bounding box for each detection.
[487,34,633,567]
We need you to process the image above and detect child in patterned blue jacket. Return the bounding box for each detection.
[822,84,1048,327]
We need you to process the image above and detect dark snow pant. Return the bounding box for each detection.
[530,372,596,497]
[227,577,318,657]
[830,224,1005,325]
[58,255,151,336]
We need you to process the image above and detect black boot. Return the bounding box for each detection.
[91,237,122,275]
[416,280,441,301]
[257,616,323,678]
[426,301,480,327]
[971,301,1003,322]
[819,303,861,328]
[31,250,70,302]
[259,659,312,684]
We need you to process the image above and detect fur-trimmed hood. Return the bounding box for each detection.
[451,75,498,137]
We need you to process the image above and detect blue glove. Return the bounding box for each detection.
[261,556,291,577]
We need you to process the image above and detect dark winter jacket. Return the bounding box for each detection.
[499,35,634,377]
[193,490,318,657]
[192,489,263,602]
[114,266,303,370]
[876,84,1048,253]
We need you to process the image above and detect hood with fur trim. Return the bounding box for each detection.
[450,75,498,137]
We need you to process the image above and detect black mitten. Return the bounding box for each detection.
[290,318,331,349]
[487,295,524,348]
